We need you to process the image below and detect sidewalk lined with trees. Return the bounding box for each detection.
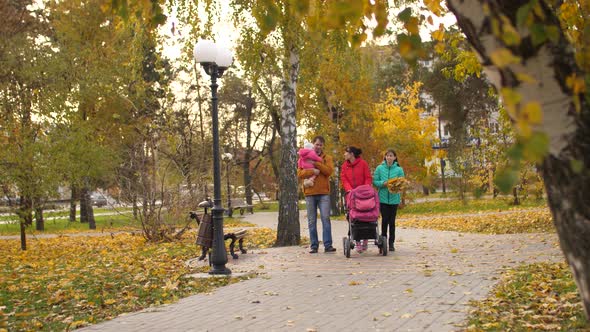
[2,0,590,327]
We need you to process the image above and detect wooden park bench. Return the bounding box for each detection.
[190,200,248,263]
[227,198,254,217]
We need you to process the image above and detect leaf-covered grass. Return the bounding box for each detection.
[0,214,137,235]
[0,214,255,236]
[398,197,547,216]
[466,262,589,331]
[0,207,130,222]
[0,228,277,331]
[399,209,554,234]
[253,200,306,212]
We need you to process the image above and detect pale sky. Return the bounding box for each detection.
[161,2,457,62]
[161,1,238,61]
[160,2,457,150]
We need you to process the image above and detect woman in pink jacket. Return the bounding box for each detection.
[341,146,373,252]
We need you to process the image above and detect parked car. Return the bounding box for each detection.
[0,196,20,206]
[90,192,108,207]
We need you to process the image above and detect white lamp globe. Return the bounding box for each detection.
[193,39,217,63]
[215,45,233,68]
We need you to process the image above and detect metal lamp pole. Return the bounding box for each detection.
[194,40,233,275]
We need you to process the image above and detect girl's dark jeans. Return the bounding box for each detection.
[380,203,399,244]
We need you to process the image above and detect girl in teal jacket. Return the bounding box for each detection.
[373,149,405,251]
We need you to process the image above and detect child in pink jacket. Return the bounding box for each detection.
[298,141,323,187]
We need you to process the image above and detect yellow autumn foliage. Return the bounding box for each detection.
[373,82,437,182]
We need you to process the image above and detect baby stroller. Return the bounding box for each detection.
[343,184,388,258]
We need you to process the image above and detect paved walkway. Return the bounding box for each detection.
[78,211,562,332]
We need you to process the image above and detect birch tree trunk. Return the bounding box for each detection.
[276,45,301,246]
[448,0,590,317]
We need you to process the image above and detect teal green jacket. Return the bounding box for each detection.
[373,161,405,205]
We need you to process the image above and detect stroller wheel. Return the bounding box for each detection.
[342,236,348,256]
[380,236,388,256]
[343,237,351,258]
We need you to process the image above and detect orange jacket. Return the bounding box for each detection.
[297,152,334,196]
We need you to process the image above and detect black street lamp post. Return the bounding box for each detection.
[194,40,233,275]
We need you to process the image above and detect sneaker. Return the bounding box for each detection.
[309,248,318,253]
[389,245,395,252]
[324,246,336,253]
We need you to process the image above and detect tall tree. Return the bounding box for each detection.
[0,0,60,248]
[395,0,590,316]
[234,37,283,205]
[422,49,499,198]
[48,0,132,228]
[218,73,274,206]
[230,0,307,246]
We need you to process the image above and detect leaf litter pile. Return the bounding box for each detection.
[466,262,588,331]
[399,209,553,234]
[0,227,276,331]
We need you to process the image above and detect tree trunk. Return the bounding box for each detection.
[243,156,253,206]
[20,220,26,250]
[276,46,300,246]
[329,159,340,216]
[69,185,77,222]
[330,178,339,216]
[512,187,520,205]
[132,195,138,219]
[542,156,590,317]
[79,187,96,229]
[19,195,33,226]
[244,91,254,206]
[268,110,281,183]
[448,0,590,317]
[34,206,44,231]
[80,188,87,223]
[17,196,32,251]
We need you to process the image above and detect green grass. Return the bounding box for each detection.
[0,207,126,222]
[0,211,255,236]
[0,214,139,236]
[287,196,545,217]
[253,200,306,212]
[398,197,547,216]
[0,197,548,236]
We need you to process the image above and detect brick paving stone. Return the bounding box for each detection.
[78,211,563,332]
